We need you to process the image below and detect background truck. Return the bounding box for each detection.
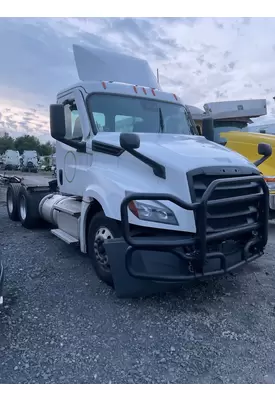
[2,149,20,170]
[21,150,38,173]
[5,44,271,298]
[39,155,53,171]
[189,100,275,218]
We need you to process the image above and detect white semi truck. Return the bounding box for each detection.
[2,149,20,170]
[21,150,38,173]
[6,45,271,298]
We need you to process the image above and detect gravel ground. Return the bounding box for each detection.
[1,183,275,384]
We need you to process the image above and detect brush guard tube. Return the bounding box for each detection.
[104,175,269,297]
[120,175,269,279]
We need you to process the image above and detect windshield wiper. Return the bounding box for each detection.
[159,108,164,133]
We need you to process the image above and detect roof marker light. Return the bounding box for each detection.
[151,88,156,96]
[173,94,178,101]
[102,81,107,89]
[142,87,147,95]
[133,86,138,93]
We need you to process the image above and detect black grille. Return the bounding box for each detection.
[189,171,262,233]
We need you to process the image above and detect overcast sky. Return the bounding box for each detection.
[0,17,275,142]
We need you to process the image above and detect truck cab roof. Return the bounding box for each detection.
[57,80,180,105]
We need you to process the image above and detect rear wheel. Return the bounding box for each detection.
[87,211,121,287]
[18,187,48,229]
[6,183,21,221]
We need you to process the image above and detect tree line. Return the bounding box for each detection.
[0,135,55,156]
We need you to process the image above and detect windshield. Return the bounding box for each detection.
[87,93,197,135]
[213,120,248,135]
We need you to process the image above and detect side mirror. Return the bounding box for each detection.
[50,104,66,141]
[219,137,228,146]
[50,104,86,153]
[254,142,272,167]
[196,125,202,135]
[202,117,227,146]
[258,142,272,157]
[202,117,215,142]
[120,133,140,151]
[119,132,165,179]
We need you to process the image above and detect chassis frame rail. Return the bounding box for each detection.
[120,175,269,281]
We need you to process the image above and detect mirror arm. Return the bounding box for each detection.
[59,138,86,153]
[254,155,270,167]
[122,146,166,179]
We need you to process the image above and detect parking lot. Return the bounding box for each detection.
[1,175,275,384]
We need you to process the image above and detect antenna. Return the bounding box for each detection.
[157,69,160,84]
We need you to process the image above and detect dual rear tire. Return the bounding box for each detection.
[6,183,21,221]
[6,184,47,228]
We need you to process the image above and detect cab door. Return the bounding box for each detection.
[56,88,94,196]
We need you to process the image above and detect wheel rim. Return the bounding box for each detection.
[19,195,27,221]
[94,227,114,272]
[7,190,14,214]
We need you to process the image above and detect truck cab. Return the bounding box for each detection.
[5,45,271,298]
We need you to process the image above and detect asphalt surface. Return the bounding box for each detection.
[1,178,275,383]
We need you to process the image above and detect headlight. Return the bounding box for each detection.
[127,199,178,225]
[264,176,275,191]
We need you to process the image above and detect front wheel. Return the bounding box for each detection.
[87,211,121,287]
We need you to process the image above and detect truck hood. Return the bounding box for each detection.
[118,133,256,170]
[141,134,257,171]
[92,132,258,174]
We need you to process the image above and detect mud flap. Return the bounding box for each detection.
[105,238,184,298]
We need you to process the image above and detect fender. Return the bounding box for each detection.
[83,185,120,218]
[79,184,122,253]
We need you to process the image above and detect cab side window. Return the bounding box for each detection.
[64,103,83,141]
[93,112,106,132]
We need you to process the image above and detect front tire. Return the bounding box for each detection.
[87,211,121,287]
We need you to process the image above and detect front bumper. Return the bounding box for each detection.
[105,175,269,298]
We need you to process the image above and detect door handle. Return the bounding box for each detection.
[59,169,63,185]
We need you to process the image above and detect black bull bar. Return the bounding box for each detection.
[104,175,269,298]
